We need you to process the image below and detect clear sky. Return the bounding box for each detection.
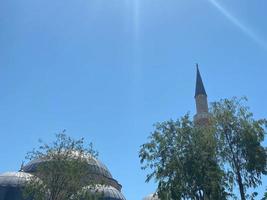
[0,0,267,199]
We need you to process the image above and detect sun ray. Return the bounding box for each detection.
[133,0,141,41]
[208,0,267,49]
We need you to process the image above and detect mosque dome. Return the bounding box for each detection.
[0,172,32,200]
[22,155,113,179]
[0,172,32,187]
[83,185,126,200]
[0,172,126,200]
[143,193,160,200]
[21,152,122,191]
[1,146,127,199]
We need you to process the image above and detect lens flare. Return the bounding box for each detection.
[208,0,267,49]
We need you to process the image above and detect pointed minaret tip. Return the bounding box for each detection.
[194,64,210,125]
[195,64,207,97]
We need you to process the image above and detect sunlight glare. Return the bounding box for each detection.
[133,0,141,41]
[208,0,267,49]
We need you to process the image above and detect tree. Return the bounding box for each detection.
[23,132,101,200]
[139,115,229,200]
[210,97,267,200]
[262,188,267,200]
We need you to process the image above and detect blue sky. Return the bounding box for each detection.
[0,0,267,199]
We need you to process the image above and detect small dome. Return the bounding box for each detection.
[84,185,126,200]
[22,154,112,179]
[0,172,32,200]
[0,172,32,187]
[143,193,160,200]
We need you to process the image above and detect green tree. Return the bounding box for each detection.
[262,188,267,200]
[210,97,267,200]
[139,115,228,200]
[23,132,101,200]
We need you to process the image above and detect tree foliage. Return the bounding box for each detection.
[211,97,267,200]
[139,115,228,200]
[140,97,267,200]
[23,132,101,200]
[262,188,267,200]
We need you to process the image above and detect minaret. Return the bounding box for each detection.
[194,64,210,125]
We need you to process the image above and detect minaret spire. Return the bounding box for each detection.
[194,64,210,125]
[195,63,207,97]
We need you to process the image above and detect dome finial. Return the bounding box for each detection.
[19,161,25,172]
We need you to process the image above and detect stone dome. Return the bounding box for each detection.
[0,172,126,200]
[0,172,32,200]
[22,154,112,179]
[84,185,126,200]
[1,153,125,199]
[0,172,32,187]
[143,193,160,200]
[21,153,122,191]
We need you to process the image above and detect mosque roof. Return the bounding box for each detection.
[0,172,32,187]
[21,154,113,179]
[0,172,125,200]
[84,185,126,200]
[143,193,160,200]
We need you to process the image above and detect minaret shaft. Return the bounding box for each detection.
[195,94,208,114]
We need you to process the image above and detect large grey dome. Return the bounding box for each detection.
[21,154,122,191]
[2,154,125,199]
[22,155,112,179]
[0,172,32,200]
